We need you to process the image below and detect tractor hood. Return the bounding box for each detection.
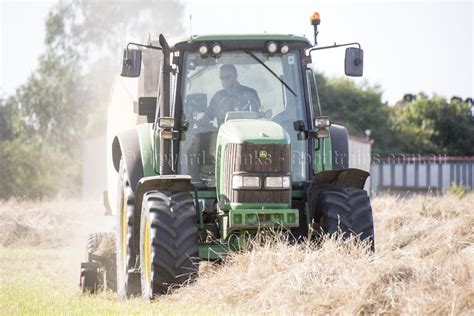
[216,119,290,145]
[215,119,292,211]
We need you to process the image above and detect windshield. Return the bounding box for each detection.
[179,50,308,185]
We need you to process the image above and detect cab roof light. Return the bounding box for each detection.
[211,42,222,56]
[199,44,209,56]
[266,41,278,54]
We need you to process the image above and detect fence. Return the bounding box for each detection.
[371,156,474,195]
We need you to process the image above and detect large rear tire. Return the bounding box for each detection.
[116,159,141,298]
[319,187,375,251]
[140,190,199,299]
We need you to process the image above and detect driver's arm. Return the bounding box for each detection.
[252,88,261,111]
[246,87,261,112]
[198,91,220,125]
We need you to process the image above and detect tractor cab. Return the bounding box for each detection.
[176,35,312,187]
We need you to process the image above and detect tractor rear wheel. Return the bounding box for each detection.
[140,190,199,299]
[320,187,375,251]
[116,159,141,298]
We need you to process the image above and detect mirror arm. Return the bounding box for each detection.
[126,42,162,52]
[123,42,162,72]
[307,42,361,54]
[125,42,162,62]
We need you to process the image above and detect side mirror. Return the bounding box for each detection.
[344,47,364,77]
[121,49,142,78]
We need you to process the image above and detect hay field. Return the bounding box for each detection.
[1,194,473,314]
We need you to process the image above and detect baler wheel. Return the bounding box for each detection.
[80,268,99,294]
[85,232,117,292]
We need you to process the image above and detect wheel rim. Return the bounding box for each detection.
[144,218,151,287]
[121,193,127,274]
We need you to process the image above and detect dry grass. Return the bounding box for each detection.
[167,193,474,314]
[1,193,473,314]
[0,198,112,248]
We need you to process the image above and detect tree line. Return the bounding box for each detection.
[315,75,474,156]
[0,1,473,198]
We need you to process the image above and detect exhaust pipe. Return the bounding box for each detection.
[158,34,173,175]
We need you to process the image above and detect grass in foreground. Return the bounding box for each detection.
[0,248,215,315]
[0,194,473,314]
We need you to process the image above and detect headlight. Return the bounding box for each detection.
[159,130,176,139]
[280,43,289,54]
[265,176,291,189]
[232,175,261,189]
[158,117,175,128]
[314,116,331,128]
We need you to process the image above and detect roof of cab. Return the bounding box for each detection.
[169,34,312,51]
[188,34,310,43]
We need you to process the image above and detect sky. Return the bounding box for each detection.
[0,0,473,104]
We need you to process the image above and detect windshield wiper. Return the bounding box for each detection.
[243,50,297,97]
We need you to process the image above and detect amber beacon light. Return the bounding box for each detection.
[310,11,321,45]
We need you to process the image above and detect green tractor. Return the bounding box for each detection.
[80,12,374,299]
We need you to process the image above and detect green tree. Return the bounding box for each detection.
[0,99,23,140]
[0,5,86,198]
[0,0,185,198]
[391,95,474,155]
[0,139,79,199]
[314,74,400,154]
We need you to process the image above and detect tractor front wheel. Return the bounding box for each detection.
[140,190,199,299]
[319,187,375,251]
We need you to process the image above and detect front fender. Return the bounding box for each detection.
[314,168,369,189]
[134,175,193,215]
[111,123,156,192]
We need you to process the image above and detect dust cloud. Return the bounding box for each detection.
[79,0,185,201]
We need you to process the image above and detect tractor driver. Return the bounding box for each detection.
[187,64,261,182]
[199,64,261,126]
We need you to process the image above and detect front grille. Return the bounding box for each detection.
[223,143,291,204]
